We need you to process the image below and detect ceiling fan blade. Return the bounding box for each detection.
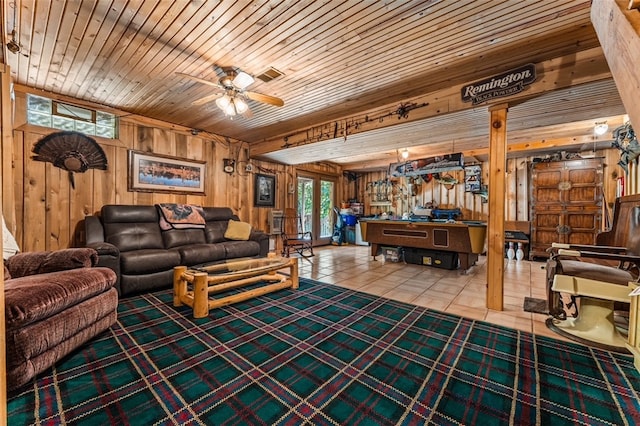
[245,91,284,107]
[192,93,221,106]
[176,72,222,89]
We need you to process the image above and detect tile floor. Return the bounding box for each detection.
[294,244,570,342]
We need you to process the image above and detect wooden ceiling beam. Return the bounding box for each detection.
[251,47,611,157]
[342,135,605,172]
[591,0,640,128]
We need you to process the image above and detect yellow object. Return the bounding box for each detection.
[224,219,252,240]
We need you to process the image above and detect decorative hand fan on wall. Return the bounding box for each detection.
[32,131,107,188]
[176,66,284,117]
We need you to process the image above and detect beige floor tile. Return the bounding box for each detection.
[412,294,452,312]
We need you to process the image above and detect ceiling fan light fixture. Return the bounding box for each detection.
[216,95,237,116]
[234,97,249,114]
[233,71,254,90]
[223,103,237,117]
[215,95,231,110]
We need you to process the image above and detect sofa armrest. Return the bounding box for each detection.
[6,248,98,278]
[86,241,119,258]
[249,230,270,257]
[85,215,105,245]
[86,241,121,293]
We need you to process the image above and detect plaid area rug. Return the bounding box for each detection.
[8,279,640,425]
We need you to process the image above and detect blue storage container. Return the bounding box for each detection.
[342,214,357,226]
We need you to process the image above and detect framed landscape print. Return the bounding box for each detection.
[128,150,206,195]
[254,173,276,207]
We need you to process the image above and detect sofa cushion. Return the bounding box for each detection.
[224,220,252,241]
[102,205,164,251]
[6,289,118,391]
[204,221,228,244]
[4,267,117,330]
[178,243,227,266]
[120,249,181,275]
[223,240,261,259]
[6,248,98,278]
[202,207,235,221]
[104,223,164,251]
[162,228,206,249]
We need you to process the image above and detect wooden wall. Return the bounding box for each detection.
[353,149,623,224]
[4,88,625,254]
[7,89,345,252]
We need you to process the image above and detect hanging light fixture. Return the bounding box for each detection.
[594,121,609,136]
[401,148,410,159]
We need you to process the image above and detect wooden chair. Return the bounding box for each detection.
[281,208,314,258]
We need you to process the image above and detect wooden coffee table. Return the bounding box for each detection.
[173,255,298,318]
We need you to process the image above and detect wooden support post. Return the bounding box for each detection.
[192,273,209,318]
[591,0,640,129]
[487,104,508,311]
[0,63,11,422]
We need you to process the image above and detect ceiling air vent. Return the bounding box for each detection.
[256,67,284,83]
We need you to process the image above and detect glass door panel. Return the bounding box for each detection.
[319,179,335,240]
[296,173,336,246]
[297,177,314,236]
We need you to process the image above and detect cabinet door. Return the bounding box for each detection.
[564,160,603,206]
[530,210,562,258]
[565,208,602,246]
[530,208,602,258]
[531,163,563,205]
[531,159,603,207]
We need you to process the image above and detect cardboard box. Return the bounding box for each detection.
[381,246,403,262]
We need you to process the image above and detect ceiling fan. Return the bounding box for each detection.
[176,67,284,117]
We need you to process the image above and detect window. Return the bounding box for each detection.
[26,94,118,138]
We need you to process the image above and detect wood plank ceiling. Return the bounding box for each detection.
[0,0,627,171]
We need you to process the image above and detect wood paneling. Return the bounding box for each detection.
[8,89,312,252]
[0,0,623,171]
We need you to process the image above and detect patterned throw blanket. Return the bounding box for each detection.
[157,203,205,230]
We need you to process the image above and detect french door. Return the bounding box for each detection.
[297,173,336,245]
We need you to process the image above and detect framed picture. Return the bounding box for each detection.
[128,150,206,195]
[254,173,276,207]
[464,164,482,193]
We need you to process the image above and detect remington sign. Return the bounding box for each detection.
[461,64,536,105]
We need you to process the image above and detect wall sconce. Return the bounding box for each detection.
[594,121,609,136]
[401,148,409,159]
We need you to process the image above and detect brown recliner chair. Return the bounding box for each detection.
[4,248,118,391]
[545,196,640,351]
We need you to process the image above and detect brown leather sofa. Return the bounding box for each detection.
[5,248,118,391]
[84,205,269,296]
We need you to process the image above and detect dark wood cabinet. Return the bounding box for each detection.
[529,158,603,259]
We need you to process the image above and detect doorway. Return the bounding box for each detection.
[297,173,336,246]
